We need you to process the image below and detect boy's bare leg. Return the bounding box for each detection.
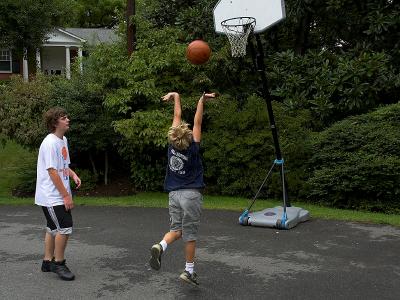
[180,241,199,285]
[163,230,182,244]
[149,231,181,270]
[185,241,196,262]
[54,234,69,262]
[51,233,75,280]
[44,232,55,261]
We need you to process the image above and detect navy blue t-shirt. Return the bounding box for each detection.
[164,140,205,192]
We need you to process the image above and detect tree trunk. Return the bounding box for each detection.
[89,153,98,177]
[23,47,29,82]
[294,12,311,55]
[104,150,109,185]
[126,0,136,55]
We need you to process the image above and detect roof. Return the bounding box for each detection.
[63,28,118,45]
[44,29,85,46]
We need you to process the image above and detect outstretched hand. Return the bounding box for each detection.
[161,92,178,102]
[202,92,218,101]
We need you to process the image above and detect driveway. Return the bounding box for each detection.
[0,206,399,299]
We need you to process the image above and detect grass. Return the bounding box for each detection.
[1,192,399,227]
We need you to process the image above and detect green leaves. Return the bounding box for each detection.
[203,95,312,198]
[0,0,71,50]
[268,50,398,125]
[308,103,400,212]
[0,75,51,150]
[114,110,170,148]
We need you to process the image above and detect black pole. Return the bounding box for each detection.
[254,35,282,160]
[253,34,290,207]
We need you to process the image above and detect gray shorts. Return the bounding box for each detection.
[169,189,203,242]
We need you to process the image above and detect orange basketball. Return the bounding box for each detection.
[186,40,211,65]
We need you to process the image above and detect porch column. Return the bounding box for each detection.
[36,48,41,72]
[23,48,28,82]
[65,46,71,79]
[78,47,83,73]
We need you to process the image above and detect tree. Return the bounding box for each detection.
[68,0,125,28]
[0,0,70,51]
[51,74,120,185]
[274,0,400,58]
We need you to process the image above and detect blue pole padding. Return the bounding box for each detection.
[239,210,249,224]
[281,212,288,228]
[274,158,284,165]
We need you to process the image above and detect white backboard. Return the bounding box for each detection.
[213,0,286,34]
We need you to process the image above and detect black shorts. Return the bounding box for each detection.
[41,205,73,235]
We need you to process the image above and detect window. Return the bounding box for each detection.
[0,49,12,72]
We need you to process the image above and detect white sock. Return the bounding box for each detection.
[160,240,168,252]
[185,262,194,274]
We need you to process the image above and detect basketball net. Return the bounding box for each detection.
[221,17,256,57]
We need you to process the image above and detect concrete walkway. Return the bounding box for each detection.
[0,206,399,299]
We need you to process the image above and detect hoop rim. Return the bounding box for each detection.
[221,16,256,28]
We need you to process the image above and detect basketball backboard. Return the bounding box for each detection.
[213,0,286,34]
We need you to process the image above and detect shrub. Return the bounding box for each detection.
[11,153,37,197]
[203,95,313,199]
[307,103,400,213]
[0,75,50,150]
[70,168,98,193]
[268,50,399,127]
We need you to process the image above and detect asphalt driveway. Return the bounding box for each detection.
[0,206,399,299]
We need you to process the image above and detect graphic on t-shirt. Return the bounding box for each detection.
[62,146,68,160]
[170,156,184,173]
[61,146,69,180]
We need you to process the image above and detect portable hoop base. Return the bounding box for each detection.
[239,206,310,229]
[220,13,310,230]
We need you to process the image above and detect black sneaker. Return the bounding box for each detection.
[149,243,163,270]
[41,258,55,272]
[54,259,75,281]
[179,270,199,286]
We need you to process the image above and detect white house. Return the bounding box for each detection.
[0,28,117,81]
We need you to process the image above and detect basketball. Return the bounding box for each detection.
[186,40,211,65]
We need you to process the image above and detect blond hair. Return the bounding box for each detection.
[168,122,193,150]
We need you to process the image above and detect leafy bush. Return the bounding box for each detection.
[0,72,121,185]
[70,168,98,193]
[12,166,98,197]
[268,50,399,126]
[307,103,400,213]
[203,95,313,199]
[114,109,171,191]
[0,75,51,150]
[11,152,37,197]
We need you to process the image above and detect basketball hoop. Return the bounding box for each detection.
[221,17,256,57]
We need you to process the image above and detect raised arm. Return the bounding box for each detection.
[162,92,181,127]
[193,92,216,142]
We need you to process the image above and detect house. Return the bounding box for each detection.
[0,28,117,81]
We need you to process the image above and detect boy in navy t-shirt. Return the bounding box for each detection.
[149,91,216,286]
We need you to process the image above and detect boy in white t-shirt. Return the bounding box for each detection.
[35,107,81,281]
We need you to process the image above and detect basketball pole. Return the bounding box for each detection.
[239,33,290,228]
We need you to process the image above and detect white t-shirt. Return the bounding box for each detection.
[35,133,71,207]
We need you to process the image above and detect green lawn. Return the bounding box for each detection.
[1,192,399,227]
